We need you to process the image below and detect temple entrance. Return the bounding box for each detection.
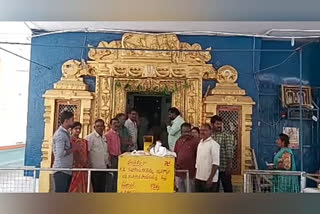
[126,92,172,149]
[126,92,172,126]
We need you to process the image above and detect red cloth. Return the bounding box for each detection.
[174,135,200,179]
[105,129,122,157]
[69,137,91,193]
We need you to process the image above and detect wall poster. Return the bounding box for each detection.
[283,127,299,149]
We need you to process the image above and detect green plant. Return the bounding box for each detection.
[153,86,158,91]
[115,81,121,88]
[124,83,131,90]
[162,85,170,95]
[137,84,143,91]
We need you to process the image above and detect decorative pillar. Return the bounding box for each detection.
[203,65,255,191]
[39,60,93,192]
[185,79,202,126]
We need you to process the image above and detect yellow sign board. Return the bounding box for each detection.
[117,153,175,193]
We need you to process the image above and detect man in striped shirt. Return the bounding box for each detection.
[211,115,235,192]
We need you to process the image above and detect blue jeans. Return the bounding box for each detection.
[53,172,72,192]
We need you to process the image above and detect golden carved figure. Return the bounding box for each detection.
[217,65,238,83]
[101,77,109,92]
[88,41,121,60]
[188,96,195,112]
[180,43,211,63]
[155,67,170,78]
[61,60,82,79]
[128,66,143,77]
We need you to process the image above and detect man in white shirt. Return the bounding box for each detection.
[85,119,109,192]
[167,107,185,151]
[195,124,220,192]
[124,109,138,151]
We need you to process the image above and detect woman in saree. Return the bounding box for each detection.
[268,133,299,193]
[69,122,90,193]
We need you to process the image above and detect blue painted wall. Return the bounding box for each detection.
[256,41,320,174]
[25,32,320,175]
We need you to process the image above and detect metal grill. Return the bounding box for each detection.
[244,170,304,193]
[57,105,78,127]
[0,169,38,193]
[217,106,241,175]
[52,100,81,169]
[54,100,81,132]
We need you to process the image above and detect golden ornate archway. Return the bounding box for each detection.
[39,33,255,192]
[84,33,215,127]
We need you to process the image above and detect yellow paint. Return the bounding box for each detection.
[118,153,175,193]
[143,135,153,152]
[144,142,153,152]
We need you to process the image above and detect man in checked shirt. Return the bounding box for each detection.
[211,115,235,192]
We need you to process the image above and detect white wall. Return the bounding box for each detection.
[0,22,31,147]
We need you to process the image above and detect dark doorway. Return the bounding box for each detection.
[126,93,172,150]
[126,93,172,127]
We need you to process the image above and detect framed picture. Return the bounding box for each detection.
[281,84,312,108]
[283,127,299,149]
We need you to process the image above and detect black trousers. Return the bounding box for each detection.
[195,179,218,192]
[91,171,107,192]
[53,172,72,192]
[217,171,233,192]
[106,156,118,192]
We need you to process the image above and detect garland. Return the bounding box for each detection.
[114,81,190,96]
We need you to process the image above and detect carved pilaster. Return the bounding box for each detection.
[245,113,253,131]
[113,81,127,117]
[82,108,91,137]
[93,77,100,123]
[39,101,54,193]
[172,83,184,117]
[99,77,113,125]
[40,104,53,166]
[185,79,202,126]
